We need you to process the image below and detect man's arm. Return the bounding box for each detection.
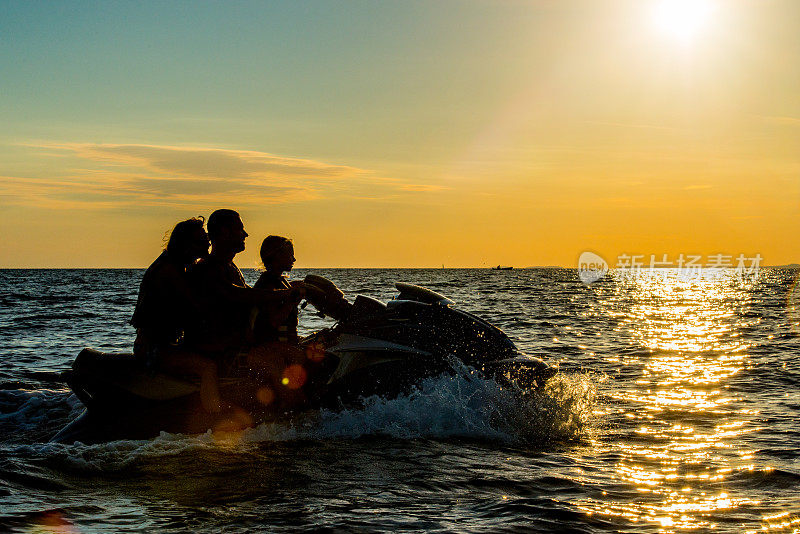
[205,265,305,306]
[220,283,300,306]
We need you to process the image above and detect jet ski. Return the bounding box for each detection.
[51,276,556,444]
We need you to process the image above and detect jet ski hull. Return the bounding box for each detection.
[52,280,556,443]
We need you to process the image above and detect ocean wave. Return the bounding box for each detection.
[13,433,225,474]
[728,466,800,490]
[12,371,596,473]
[239,370,596,445]
[0,389,79,432]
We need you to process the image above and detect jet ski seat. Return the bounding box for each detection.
[64,348,200,408]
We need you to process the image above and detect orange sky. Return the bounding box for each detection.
[1,1,798,267]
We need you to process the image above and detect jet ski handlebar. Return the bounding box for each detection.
[302,274,353,321]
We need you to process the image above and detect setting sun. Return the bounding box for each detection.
[651,0,716,43]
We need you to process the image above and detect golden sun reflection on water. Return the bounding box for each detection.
[610,269,755,354]
[789,272,800,336]
[582,270,786,530]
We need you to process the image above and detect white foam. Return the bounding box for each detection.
[0,388,73,429]
[17,369,597,470]
[17,431,225,472]
[242,368,597,445]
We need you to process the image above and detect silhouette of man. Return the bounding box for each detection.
[187,209,303,360]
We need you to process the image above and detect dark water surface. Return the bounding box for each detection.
[1,268,799,532]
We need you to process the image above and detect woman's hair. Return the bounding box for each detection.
[166,217,206,258]
[260,235,292,265]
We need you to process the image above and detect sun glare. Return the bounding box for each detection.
[651,0,715,44]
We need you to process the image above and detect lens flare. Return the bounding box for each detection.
[256,387,275,406]
[281,364,307,390]
[305,343,326,362]
[212,406,254,444]
[31,510,78,534]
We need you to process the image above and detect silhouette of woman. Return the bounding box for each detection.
[131,217,223,413]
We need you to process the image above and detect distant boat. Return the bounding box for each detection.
[492,265,513,270]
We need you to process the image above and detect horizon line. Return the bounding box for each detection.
[2,265,798,270]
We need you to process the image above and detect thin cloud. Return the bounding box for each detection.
[5,143,444,210]
[0,172,317,210]
[582,120,689,133]
[756,115,800,126]
[398,183,450,192]
[0,175,136,210]
[684,184,713,190]
[39,143,368,183]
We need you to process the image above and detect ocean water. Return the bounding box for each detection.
[1,267,799,533]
